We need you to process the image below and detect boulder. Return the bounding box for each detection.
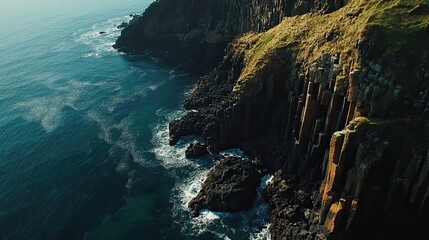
[185,141,209,159]
[188,156,261,216]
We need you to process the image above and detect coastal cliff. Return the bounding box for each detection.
[114,0,346,74]
[116,0,429,239]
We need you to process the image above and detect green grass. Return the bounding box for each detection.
[365,0,429,88]
[364,117,397,125]
[250,33,274,64]
[233,0,429,97]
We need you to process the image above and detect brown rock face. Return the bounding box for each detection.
[319,119,429,239]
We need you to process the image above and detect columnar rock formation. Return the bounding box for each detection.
[114,0,347,73]
[115,0,348,49]
[116,0,429,239]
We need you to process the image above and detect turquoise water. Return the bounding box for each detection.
[0,1,270,239]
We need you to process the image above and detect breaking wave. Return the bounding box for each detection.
[151,109,272,239]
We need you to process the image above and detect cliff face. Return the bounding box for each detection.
[168,0,429,238]
[114,0,347,74]
[118,0,429,239]
[320,118,429,239]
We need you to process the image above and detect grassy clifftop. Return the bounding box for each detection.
[233,0,429,96]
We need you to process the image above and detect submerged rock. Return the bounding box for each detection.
[117,22,128,29]
[188,156,261,217]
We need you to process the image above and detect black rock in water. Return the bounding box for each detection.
[188,156,261,217]
[117,22,128,29]
[185,141,209,159]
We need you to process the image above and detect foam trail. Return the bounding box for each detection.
[249,174,273,240]
[151,110,227,236]
[151,106,273,239]
[151,109,202,169]
[74,15,135,58]
[14,70,117,133]
[250,225,271,240]
[16,97,59,132]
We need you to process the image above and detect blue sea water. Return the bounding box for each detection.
[0,1,271,239]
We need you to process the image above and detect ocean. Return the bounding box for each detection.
[0,0,270,239]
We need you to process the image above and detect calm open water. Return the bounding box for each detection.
[0,1,271,239]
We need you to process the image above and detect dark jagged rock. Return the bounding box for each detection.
[188,156,261,216]
[266,173,327,240]
[117,22,128,29]
[168,111,204,145]
[185,141,209,159]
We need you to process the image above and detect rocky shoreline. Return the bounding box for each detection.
[188,156,262,217]
[115,0,429,239]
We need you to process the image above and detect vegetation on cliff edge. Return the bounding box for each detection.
[233,0,429,95]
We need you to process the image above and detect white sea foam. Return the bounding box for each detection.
[103,94,126,113]
[15,71,114,132]
[34,72,63,89]
[15,73,80,133]
[69,79,105,87]
[176,169,208,207]
[168,70,190,80]
[151,109,231,236]
[148,84,159,91]
[249,174,273,240]
[52,41,73,52]
[116,162,129,174]
[16,97,62,132]
[86,109,149,168]
[170,172,273,239]
[115,118,145,164]
[193,210,229,237]
[219,148,248,159]
[250,224,271,240]
[74,15,135,58]
[171,167,231,237]
[153,114,274,240]
[262,174,274,189]
[151,109,198,169]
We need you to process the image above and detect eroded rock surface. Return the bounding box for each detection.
[188,156,261,216]
[185,141,209,159]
